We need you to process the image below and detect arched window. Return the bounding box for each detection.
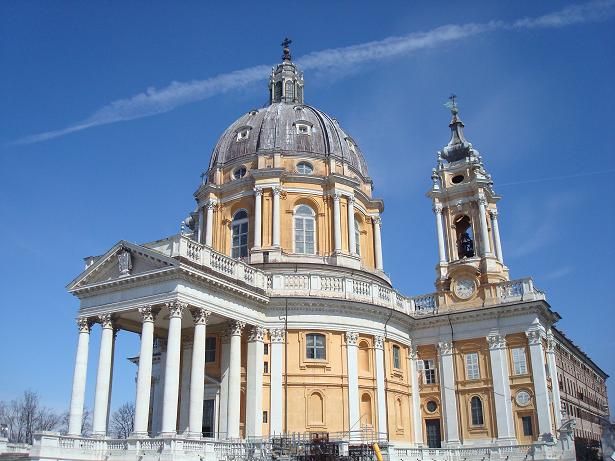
[470,396,484,426]
[274,81,283,101]
[285,80,295,101]
[306,333,326,359]
[354,218,361,255]
[361,393,372,427]
[294,205,316,254]
[296,161,313,174]
[358,340,370,373]
[231,209,249,259]
[308,392,324,425]
[454,215,475,259]
[395,398,403,429]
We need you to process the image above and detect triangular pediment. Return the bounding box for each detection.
[67,240,178,292]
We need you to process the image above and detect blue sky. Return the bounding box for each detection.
[1,1,614,419]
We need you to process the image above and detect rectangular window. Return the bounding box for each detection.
[264,343,269,355]
[392,345,401,369]
[306,333,326,360]
[205,336,216,363]
[420,359,437,384]
[522,416,533,436]
[512,347,528,375]
[263,411,268,423]
[465,353,480,380]
[264,362,269,374]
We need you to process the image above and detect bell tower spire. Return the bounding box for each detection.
[428,97,509,307]
[269,38,304,105]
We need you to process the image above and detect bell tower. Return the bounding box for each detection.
[427,96,509,307]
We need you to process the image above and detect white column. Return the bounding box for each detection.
[188,308,210,437]
[178,339,193,433]
[67,318,91,436]
[434,204,447,264]
[151,341,166,435]
[272,187,281,247]
[437,341,460,445]
[546,330,563,431]
[227,321,245,438]
[133,307,157,436]
[269,329,285,435]
[373,216,384,271]
[92,315,115,436]
[526,329,554,438]
[374,336,387,439]
[409,345,423,446]
[246,326,266,437]
[197,207,204,244]
[348,196,357,255]
[332,193,342,252]
[161,301,185,436]
[218,334,230,438]
[346,331,360,438]
[490,210,504,263]
[253,188,263,250]
[478,196,491,256]
[486,333,516,441]
[205,202,215,247]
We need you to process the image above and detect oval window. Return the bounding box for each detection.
[452,174,464,184]
[426,401,438,413]
[296,161,313,175]
[233,166,247,180]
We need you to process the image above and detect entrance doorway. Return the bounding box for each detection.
[425,419,442,448]
[203,399,215,437]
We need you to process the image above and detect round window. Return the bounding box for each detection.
[233,166,247,180]
[452,174,464,184]
[515,390,531,407]
[296,161,313,175]
[426,401,438,413]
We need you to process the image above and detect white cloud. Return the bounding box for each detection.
[11,0,615,145]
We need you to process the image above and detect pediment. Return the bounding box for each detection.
[67,240,178,292]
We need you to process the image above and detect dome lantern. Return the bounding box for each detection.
[269,38,304,104]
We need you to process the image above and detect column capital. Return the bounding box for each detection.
[408,344,418,360]
[545,331,556,353]
[97,314,114,329]
[166,300,187,318]
[254,187,263,196]
[437,340,454,356]
[332,192,342,202]
[270,328,285,343]
[248,326,267,342]
[374,335,385,350]
[138,306,158,323]
[345,331,359,346]
[489,209,499,219]
[228,320,246,337]
[347,195,355,205]
[272,186,282,196]
[373,216,382,226]
[525,329,544,345]
[77,317,92,333]
[190,307,211,325]
[478,196,487,206]
[486,333,507,350]
[433,204,443,214]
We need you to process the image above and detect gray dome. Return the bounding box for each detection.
[208,102,369,177]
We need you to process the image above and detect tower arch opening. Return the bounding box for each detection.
[454,215,475,259]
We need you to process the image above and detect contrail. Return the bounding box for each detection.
[11,0,615,146]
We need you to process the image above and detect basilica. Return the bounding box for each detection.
[28,43,598,461]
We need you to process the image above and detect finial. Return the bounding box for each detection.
[444,93,459,116]
[281,37,292,61]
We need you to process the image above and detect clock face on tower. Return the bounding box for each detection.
[453,277,476,300]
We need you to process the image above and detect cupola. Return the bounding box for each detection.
[269,38,304,104]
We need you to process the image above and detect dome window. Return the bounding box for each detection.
[296,123,311,135]
[452,174,464,184]
[236,128,250,142]
[296,161,313,175]
[233,166,247,180]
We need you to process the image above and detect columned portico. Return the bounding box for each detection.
[486,333,516,442]
[227,321,245,438]
[438,340,460,446]
[92,315,115,437]
[218,333,230,438]
[67,318,91,436]
[269,328,285,435]
[373,216,383,271]
[345,331,360,435]
[246,326,266,437]
[526,328,554,438]
[133,307,157,437]
[374,336,387,439]
[161,301,186,436]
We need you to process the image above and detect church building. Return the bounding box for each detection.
[30,42,598,461]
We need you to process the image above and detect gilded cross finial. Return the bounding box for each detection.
[281,37,292,61]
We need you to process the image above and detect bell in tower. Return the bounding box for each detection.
[427,96,509,306]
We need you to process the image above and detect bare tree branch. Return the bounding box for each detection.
[109,402,135,439]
